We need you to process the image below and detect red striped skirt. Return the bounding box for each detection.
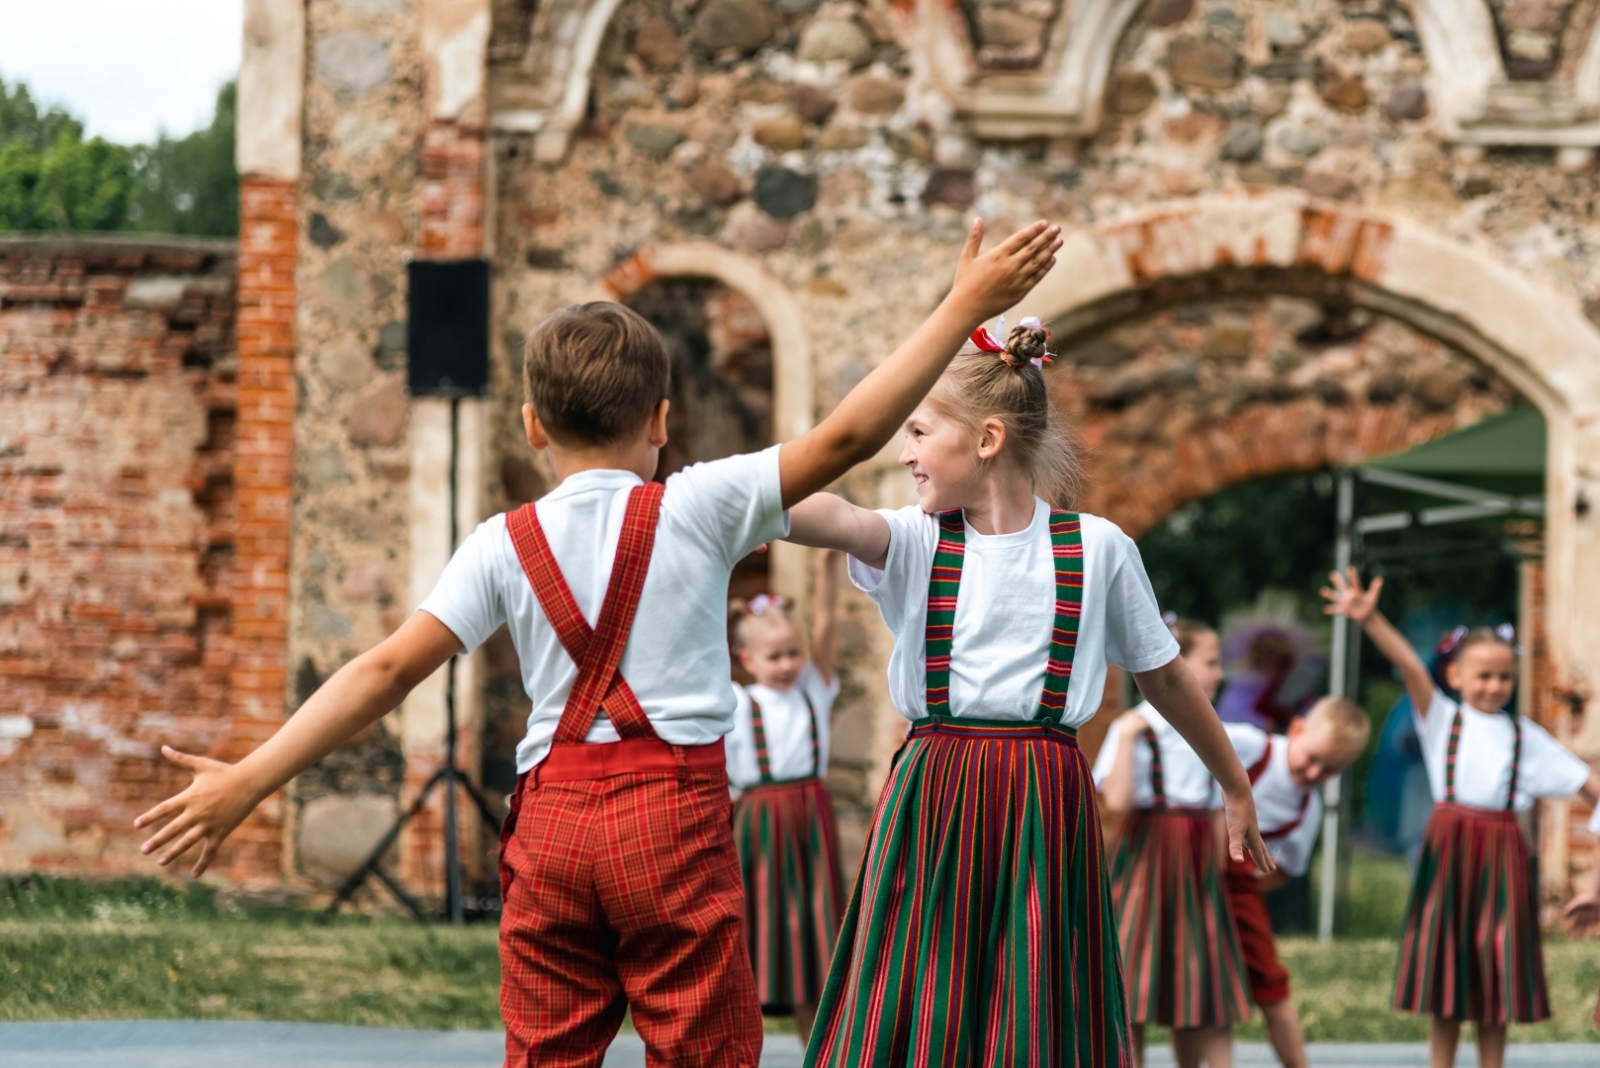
[1393,802,1548,1023]
[731,776,845,1012]
[1108,808,1251,1029]
[808,715,1131,1068]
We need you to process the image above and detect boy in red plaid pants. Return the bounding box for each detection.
[134,218,1062,1067]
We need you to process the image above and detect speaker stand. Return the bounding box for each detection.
[326,396,502,923]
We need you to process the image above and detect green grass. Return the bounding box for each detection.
[3,872,1597,1040]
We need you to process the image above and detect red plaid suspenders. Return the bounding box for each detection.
[505,481,666,743]
[1247,734,1313,841]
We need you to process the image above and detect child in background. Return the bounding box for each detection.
[1096,617,1251,1068]
[725,550,844,1045]
[1323,567,1600,1068]
[1222,696,1370,1068]
[785,321,1272,1067]
[133,219,1064,1068]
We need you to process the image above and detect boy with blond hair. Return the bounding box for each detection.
[132,219,1062,1068]
[1224,696,1371,1068]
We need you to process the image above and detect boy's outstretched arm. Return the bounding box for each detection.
[777,218,1061,508]
[135,612,463,876]
[1321,567,1434,718]
[811,549,840,685]
[1134,657,1274,873]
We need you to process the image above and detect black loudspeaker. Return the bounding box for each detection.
[407,258,490,397]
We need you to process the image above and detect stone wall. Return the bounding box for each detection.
[0,237,247,879]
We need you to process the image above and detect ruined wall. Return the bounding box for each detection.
[0,238,253,878]
[476,0,1600,879]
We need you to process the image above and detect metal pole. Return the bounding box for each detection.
[1319,470,1355,942]
[445,395,464,925]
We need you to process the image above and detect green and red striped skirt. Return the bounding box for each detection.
[1393,802,1549,1023]
[732,777,846,1012]
[1108,808,1251,1029]
[806,716,1131,1068]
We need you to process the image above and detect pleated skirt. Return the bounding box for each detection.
[806,716,1130,1068]
[1393,802,1548,1023]
[1108,808,1251,1029]
[732,777,846,1012]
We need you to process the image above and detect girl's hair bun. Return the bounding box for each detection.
[1003,324,1050,369]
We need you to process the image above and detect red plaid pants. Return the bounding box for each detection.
[498,738,762,1068]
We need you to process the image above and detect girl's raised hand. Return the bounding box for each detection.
[134,746,261,877]
[949,218,1063,324]
[1320,566,1382,623]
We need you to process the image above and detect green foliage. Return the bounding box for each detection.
[0,73,236,236]
[127,82,238,236]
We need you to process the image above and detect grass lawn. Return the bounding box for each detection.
[4,867,1598,1040]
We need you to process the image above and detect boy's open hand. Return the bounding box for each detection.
[1321,566,1382,623]
[134,746,260,877]
[949,219,1063,324]
[1222,786,1276,873]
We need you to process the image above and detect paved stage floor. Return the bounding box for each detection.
[2,1021,1595,1066]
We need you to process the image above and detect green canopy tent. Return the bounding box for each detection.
[1318,405,1546,941]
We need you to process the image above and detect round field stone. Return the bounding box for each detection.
[753,166,817,218]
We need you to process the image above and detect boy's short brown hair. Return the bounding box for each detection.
[522,302,671,446]
[1304,696,1371,757]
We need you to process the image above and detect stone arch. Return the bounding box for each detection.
[1019,191,1600,748]
[490,0,625,160]
[589,241,815,597]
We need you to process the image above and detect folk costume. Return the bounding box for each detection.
[726,665,846,1014]
[807,501,1180,1068]
[1094,706,1252,1030]
[1222,724,1324,1008]
[1394,689,1591,1024]
[418,452,787,1068]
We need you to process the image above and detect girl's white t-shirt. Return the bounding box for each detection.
[1092,701,1217,808]
[725,662,840,789]
[1415,688,1589,812]
[847,500,1179,726]
[1225,724,1323,877]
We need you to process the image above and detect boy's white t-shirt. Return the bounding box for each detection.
[848,500,1179,726]
[1415,688,1589,812]
[725,662,840,789]
[1092,701,1216,809]
[418,447,788,772]
[1225,724,1323,877]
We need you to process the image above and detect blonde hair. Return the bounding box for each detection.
[1304,696,1371,756]
[1172,618,1217,658]
[924,324,1087,510]
[729,596,799,652]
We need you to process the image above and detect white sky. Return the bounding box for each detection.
[0,0,242,144]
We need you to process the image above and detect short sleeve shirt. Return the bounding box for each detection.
[847,501,1179,726]
[418,447,788,772]
[725,663,840,789]
[1415,689,1589,812]
[1226,724,1323,877]
[1093,702,1217,809]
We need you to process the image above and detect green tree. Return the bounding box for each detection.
[0,75,132,232]
[127,81,238,236]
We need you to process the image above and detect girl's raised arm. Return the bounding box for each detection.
[777,219,1061,509]
[812,549,840,685]
[1321,567,1434,718]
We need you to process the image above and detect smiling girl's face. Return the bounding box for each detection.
[899,400,992,515]
[738,619,806,691]
[1445,640,1517,714]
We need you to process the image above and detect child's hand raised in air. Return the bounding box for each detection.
[946,218,1063,325]
[1321,566,1382,622]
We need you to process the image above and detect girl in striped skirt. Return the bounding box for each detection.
[725,551,846,1044]
[784,320,1273,1067]
[1094,618,1250,1068]
[1324,568,1600,1068]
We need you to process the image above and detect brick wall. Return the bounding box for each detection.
[229,176,300,882]
[0,237,239,877]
